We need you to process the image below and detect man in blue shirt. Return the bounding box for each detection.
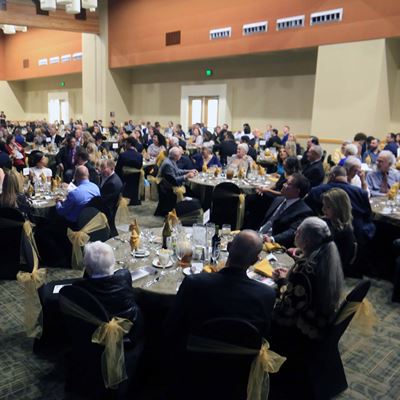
[384,133,398,157]
[56,165,100,223]
[366,150,400,197]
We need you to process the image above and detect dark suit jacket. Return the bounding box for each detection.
[165,267,276,343]
[115,148,143,178]
[160,157,188,186]
[177,155,194,170]
[261,197,314,247]
[247,146,257,161]
[306,181,375,241]
[56,145,76,171]
[100,172,123,219]
[73,269,142,341]
[302,160,325,188]
[0,151,12,169]
[214,141,237,165]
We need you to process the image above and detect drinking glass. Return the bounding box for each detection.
[159,249,172,275]
[211,246,220,265]
[175,243,186,267]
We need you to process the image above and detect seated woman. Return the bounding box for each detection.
[191,127,204,147]
[285,133,301,156]
[272,217,344,346]
[29,150,52,182]
[5,135,26,172]
[322,188,357,276]
[228,143,251,172]
[0,169,31,217]
[147,131,167,159]
[202,131,215,149]
[72,241,143,343]
[193,146,221,172]
[33,128,47,146]
[276,147,289,176]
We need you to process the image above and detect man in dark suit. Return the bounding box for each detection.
[165,230,276,342]
[75,149,100,186]
[56,136,78,183]
[115,136,143,178]
[259,173,313,247]
[306,166,375,242]
[47,126,64,147]
[213,131,237,166]
[0,143,12,170]
[99,159,123,236]
[302,144,325,187]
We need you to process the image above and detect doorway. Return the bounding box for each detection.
[188,96,219,130]
[48,92,69,123]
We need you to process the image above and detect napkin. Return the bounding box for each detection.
[129,219,140,251]
[167,209,180,228]
[203,260,225,273]
[202,163,208,173]
[263,242,282,252]
[40,172,47,184]
[156,151,166,166]
[388,183,400,200]
[254,258,274,278]
[237,167,245,179]
[258,165,266,176]
[269,176,279,183]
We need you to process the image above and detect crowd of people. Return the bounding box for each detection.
[0,113,398,398]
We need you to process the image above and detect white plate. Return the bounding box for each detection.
[152,257,173,268]
[133,249,150,258]
[183,263,203,276]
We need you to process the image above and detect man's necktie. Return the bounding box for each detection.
[259,200,287,235]
[380,172,389,194]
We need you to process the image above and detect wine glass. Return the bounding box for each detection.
[159,249,172,276]
[211,246,220,266]
[175,243,186,267]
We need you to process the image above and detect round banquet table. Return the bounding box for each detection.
[188,173,278,210]
[106,227,295,296]
[370,196,400,228]
[29,189,67,220]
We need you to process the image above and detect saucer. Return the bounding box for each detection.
[133,249,150,258]
[152,257,173,268]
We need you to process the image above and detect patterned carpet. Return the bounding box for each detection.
[0,201,399,399]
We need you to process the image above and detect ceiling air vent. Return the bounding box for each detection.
[166,31,181,46]
[23,59,29,69]
[0,0,6,11]
[209,27,231,40]
[243,21,267,36]
[310,8,343,26]
[276,15,305,31]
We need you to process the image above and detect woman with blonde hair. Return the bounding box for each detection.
[0,170,31,216]
[322,188,357,275]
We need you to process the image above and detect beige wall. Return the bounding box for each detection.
[391,68,400,133]
[130,49,317,133]
[0,80,25,119]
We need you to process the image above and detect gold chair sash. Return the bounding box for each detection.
[173,186,186,202]
[155,151,166,167]
[187,336,286,400]
[60,295,133,389]
[122,167,145,200]
[147,175,161,201]
[67,212,109,269]
[115,197,130,227]
[334,298,377,335]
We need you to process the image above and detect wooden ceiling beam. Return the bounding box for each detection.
[0,1,99,33]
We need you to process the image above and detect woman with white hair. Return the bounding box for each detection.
[272,217,344,342]
[72,241,143,340]
[228,143,251,171]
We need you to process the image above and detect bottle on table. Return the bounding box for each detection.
[162,217,172,249]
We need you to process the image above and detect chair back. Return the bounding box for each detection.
[122,168,142,206]
[77,207,110,243]
[59,285,110,397]
[0,207,32,279]
[180,317,261,400]
[175,199,203,226]
[85,196,103,212]
[210,182,243,230]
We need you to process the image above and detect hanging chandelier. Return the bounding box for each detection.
[39,0,98,14]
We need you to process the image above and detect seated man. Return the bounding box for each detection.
[366,150,400,196]
[213,131,237,166]
[159,147,197,187]
[56,136,78,183]
[384,132,398,157]
[72,241,143,342]
[302,144,325,187]
[115,136,143,178]
[56,165,100,224]
[259,173,313,247]
[75,149,100,186]
[306,166,375,243]
[343,156,369,192]
[165,230,276,341]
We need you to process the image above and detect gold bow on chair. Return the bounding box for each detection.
[147,176,161,201]
[115,197,130,227]
[334,298,377,335]
[60,296,133,389]
[236,193,245,230]
[187,336,286,400]
[67,213,109,269]
[173,186,186,202]
[122,167,145,201]
[155,151,166,167]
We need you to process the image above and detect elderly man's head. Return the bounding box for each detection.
[295,217,332,256]
[307,145,323,162]
[74,165,89,182]
[236,143,249,158]
[344,144,358,157]
[169,136,179,148]
[377,150,395,173]
[169,146,182,161]
[344,156,361,180]
[227,230,262,269]
[328,166,347,183]
[84,241,115,277]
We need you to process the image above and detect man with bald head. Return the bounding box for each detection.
[56,165,100,223]
[165,230,276,340]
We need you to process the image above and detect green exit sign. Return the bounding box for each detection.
[205,68,213,77]
[59,81,65,87]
